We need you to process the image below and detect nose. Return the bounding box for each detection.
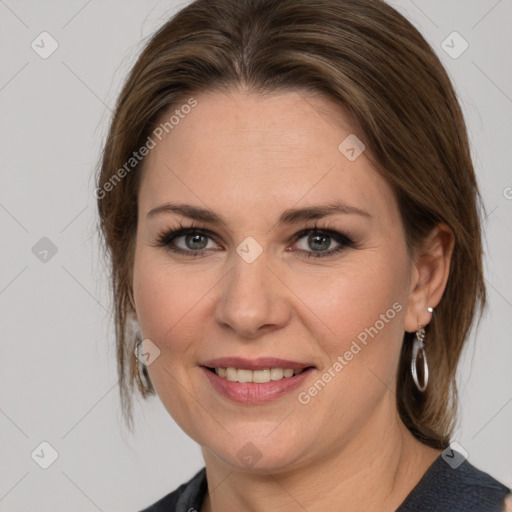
[214,250,291,340]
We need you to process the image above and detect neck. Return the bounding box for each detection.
[200,405,442,512]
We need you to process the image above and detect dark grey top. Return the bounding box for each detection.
[139,453,510,512]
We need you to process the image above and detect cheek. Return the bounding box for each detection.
[309,259,404,325]
[297,255,408,374]
[134,246,198,334]
[133,254,185,359]
[132,252,211,424]
[132,248,221,374]
[291,260,407,431]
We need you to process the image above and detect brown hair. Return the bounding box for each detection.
[96,0,485,448]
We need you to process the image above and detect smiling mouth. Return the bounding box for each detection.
[205,367,312,383]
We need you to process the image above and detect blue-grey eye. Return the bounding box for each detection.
[309,233,332,251]
[295,232,338,253]
[181,233,209,251]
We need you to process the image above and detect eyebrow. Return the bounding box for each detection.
[147,201,372,227]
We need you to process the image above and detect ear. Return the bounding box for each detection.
[404,223,455,333]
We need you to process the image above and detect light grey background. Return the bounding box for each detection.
[0,1,510,510]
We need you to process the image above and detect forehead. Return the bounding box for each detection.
[138,88,394,223]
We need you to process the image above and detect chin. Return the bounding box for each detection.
[200,428,311,473]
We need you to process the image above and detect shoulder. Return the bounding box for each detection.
[138,467,207,512]
[398,454,511,512]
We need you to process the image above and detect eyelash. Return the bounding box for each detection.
[154,220,356,259]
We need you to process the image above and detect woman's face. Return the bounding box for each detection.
[133,88,418,471]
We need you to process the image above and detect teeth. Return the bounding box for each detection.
[270,368,284,380]
[253,369,271,383]
[214,367,305,383]
[237,369,252,383]
[226,367,237,381]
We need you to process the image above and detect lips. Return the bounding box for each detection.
[201,357,313,371]
[200,357,316,403]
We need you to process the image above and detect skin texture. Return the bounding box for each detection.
[132,88,454,511]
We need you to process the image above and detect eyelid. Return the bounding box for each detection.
[155,223,222,249]
[289,224,355,258]
[154,220,356,257]
[291,220,351,242]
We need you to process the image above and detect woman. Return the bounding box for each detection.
[95,0,511,510]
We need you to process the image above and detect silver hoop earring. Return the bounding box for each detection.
[411,321,429,392]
